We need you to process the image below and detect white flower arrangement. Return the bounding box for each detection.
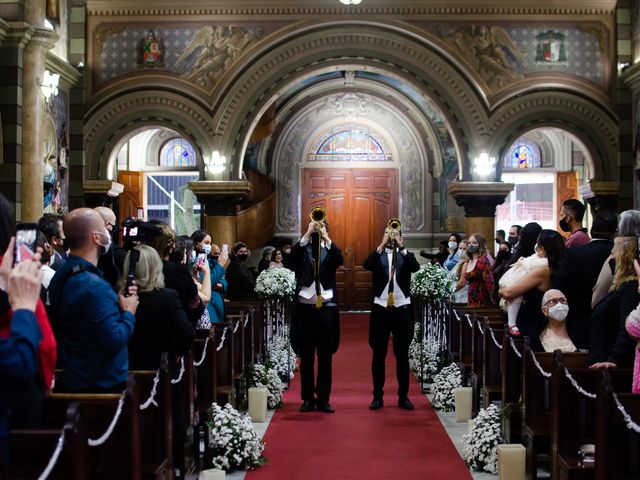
[251,363,284,409]
[462,404,503,473]
[430,363,462,411]
[410,263,456,300]
[206,403,266,471]
[255,268,297,299]
[267,330,297,382]
[409,323,441,382]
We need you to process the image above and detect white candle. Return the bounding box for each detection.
[199,468,225,479]
[454,387,473,422]
[248,387,268,422]
[497,444,525,480]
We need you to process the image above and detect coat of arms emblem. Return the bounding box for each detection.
[535,30,567,64]
[142,30,162,66]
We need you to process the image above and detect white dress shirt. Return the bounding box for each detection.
[373,247,411,308]
[297,237,334,304]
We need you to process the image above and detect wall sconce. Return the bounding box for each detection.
[205,151,227,177]
[40,70,60,102]
[473,152,496,177]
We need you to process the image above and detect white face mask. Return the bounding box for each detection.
[448,241,458,250]
[95,228,112,255]
[548,302,569,321]
[203,244,212,255]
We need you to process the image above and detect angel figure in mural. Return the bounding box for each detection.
[441,25,527,89]
[174,25,262,88]
[43,154,59,213]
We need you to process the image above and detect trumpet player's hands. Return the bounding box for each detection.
[320,224,331,244]
[395,235,405,249]
[378,233,390,252]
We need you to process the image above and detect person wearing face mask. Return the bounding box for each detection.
[498,241,548,336]
[48,208,139,393]
[457,233,495,307]
[451,240,469,303]
[94,206,126,290]
[529,289,575,353]
[499,229,565,337]
[191,230,227,325]
[559,199,590,248]
[443,233,463,271]
[225,242,257,301]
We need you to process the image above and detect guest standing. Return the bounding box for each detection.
[458,233,494,307]
[226,242,257,301]
[559,199,590,248]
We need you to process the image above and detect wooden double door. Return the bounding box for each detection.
[302,169,398,310]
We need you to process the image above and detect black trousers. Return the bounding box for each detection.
[295,303,339,402]
[369,303,414,399]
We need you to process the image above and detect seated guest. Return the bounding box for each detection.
[529,289,576,353]
[269,249,285,269]
[124,245,194,371]
[226,242,257,301]
[451,240,469,303]
[499,229,565,337]
[0,243,44,468]
[559,198,590,248]
[457,233,494,307]
[257,246,275,274]
[48,208,139,392]
[588,236,639,370]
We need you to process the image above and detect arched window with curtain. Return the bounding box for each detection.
[159,138,197,168]
[308,126,392,162]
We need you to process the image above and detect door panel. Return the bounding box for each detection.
[556,171,579,238]
[117,170,144,221]
[302,168,398,310]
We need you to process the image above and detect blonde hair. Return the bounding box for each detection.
[121,244,165,294]
[453,240,469,277]
[469,233,488,257]
[610,236,637,292]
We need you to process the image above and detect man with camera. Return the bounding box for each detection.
[48,208,139,392]
[289,218,343,413]
[363,223,420,411]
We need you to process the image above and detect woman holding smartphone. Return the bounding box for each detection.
[191,230,227,324]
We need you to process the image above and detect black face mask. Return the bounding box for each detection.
[496,250,510,262]
[495,238,501,244]
[236,253,249,262]
[507,236,518,246]
[559,217,572,233]
[467,245,479,255]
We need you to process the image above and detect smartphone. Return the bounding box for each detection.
[196,253,207,267]
[221,244,229,256]
[15,223,38,265]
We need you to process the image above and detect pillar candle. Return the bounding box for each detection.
[497,444,525,480]
[199,468,225,479]
[248,387,268,422]
[454,387,473,422]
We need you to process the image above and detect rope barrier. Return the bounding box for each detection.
[529,349,551,378]
[216,327,228,352]
[464,313,473,328]
[509,337,522,358]
[88,391,126,447]
[37,429,65,480]
[613,392,640,434]
[453,310,461,322]
[476,320,485,335]
[139,370,160,410]
[244,313,250,328]
[170,357,185,385]
[194,336,210,367]
[563,367,596,399]
[233,320,240,334]
[489,328,503,350]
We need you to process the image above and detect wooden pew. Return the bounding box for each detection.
[595,370,640,480]
[213,321,235,406]
[43,373,142,479]
[228,300,264,366]
[482,319,504,409]
[178,350,197,480]
[8,402,89,480]
[227,313,247,409]
[449,303,464,363]
[502,329,524,443]
[457,308,474,384]
[522,339,553,480]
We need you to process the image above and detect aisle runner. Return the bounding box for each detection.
[247,313,472,480]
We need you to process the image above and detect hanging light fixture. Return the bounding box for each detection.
[340,0,362,5]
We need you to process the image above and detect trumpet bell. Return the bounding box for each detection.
[310,206,326,224]
[387,217,401,231]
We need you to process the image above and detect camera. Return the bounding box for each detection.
[121,217,160,296]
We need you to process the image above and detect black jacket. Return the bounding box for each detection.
[163,261,203,325]
[226,260,256,301]
[290,240,344,296]
[363,248,420,299]
[552,238,613,349]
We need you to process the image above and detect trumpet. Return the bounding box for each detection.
[310,206,326,232]
[386,217,402,242]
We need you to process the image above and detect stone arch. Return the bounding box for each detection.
[84,90,216,180]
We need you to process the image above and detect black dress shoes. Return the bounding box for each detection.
[398,397,415,410]
[299,400,315,412]
[316,401,335,413]
[369,398,384,410]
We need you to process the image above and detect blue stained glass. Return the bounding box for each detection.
[160,138,197,167]
[504,141,541,169]
[309,127,391,162]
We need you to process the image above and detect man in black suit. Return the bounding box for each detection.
[290,219,343,413]
[552,210,617,350]
[363,226,420,411]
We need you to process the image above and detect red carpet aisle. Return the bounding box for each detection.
[247,313,472,480]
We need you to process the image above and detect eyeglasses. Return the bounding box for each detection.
[544,297,567,307]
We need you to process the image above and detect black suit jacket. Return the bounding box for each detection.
[363,248,420,299]
[289,240,344,297]
[552,238,613,349]
[225,260,256,301]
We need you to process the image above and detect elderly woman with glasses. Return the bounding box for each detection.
[529,289,576,353]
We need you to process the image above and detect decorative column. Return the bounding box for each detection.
[21,27,57,221]
[447,182,514,244]
[578,181,620,216]
[188,180,252,247]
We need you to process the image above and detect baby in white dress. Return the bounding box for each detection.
[499,252,548,331]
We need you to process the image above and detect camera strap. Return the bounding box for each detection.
[49,264,87,319]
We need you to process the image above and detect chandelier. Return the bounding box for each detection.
[339,0,362,4]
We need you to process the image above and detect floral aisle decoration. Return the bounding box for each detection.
[267,327,297,382]
[410,263,456,301]
[255,267,296,299]
[430,363,462,411]
[408,323,441,382]
[251,363,284,409]
[462,404,503,473]
[206,403,266,471]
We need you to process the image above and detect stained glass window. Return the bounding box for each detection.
[308,127,392,162]
[504,140,542,169]
[160,138,197,167]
